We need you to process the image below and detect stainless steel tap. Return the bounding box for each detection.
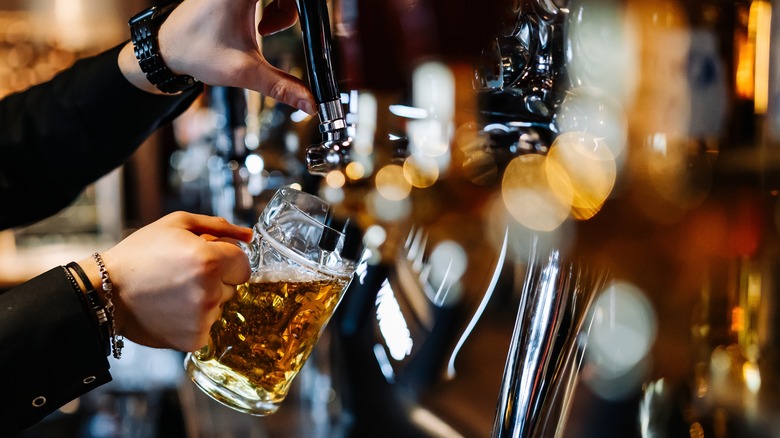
[492,239,608,438]
[295,0,353,175]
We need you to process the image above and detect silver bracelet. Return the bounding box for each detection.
[93,252,124,359]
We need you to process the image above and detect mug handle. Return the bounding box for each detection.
[237,230,260,271]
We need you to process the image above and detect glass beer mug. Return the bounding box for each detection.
[185,187,358,415]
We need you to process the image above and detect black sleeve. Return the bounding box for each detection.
[0,267,112,434]
[0,42,202,230]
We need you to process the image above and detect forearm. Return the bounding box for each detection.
[0,43,202,230]
[0,268,112,433]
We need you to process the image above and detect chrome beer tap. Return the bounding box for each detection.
[491,240,608,438]
[482,2,614,436]
[295,0,353,176]
[207,86,255,225]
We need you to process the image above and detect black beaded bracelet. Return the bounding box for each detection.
[64,263,111,357]
[62,265,89,310]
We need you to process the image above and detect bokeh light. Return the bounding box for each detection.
[484,193,576,264]
[354,92,377,157]
[363,225,387,265]
[584,280,657,400]
[325,170,346,188]
[547,131,617,220]
[364,224,387,248]
[502,154,573,231]
[427,240,468,306]
[412,61,455,120]
[367,189,412,222]
[556,86,628,163]
[566,0,639,104]
[407,119,451,158]
[245,153,264,174]
[406,61,455,184]
[403,154,439,188]
[376,164,412,201]
[345,161,367,180]
[320,186,345,204]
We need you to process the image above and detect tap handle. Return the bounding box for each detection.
[296,0,351,175]
[296,0,340,105]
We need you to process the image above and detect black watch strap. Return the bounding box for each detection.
[129,3,198,94]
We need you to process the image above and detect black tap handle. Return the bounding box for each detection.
[296,0,341,104]
[210,86,247,159]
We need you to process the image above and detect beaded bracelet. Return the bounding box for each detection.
[60,266,104,356]
[92,253,124,359]
[65,262,111,357]
[62,265,88,308]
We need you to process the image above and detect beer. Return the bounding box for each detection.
[186,187,358,415]
[194,273,349,404]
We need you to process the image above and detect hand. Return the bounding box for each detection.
[119,0,315,114]
[80,212,253,352]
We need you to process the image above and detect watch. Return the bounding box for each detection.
[129,3,198,94]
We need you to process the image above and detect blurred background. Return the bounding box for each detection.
[3,0,780,437]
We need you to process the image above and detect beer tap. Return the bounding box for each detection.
[491,242,608,438]
[295,0,353,176]
[207,86,254,225]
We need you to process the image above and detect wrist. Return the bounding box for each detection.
[128,3,199,94]
[75,257,102,291]
[64,262,111,357]
[118,42,163,94]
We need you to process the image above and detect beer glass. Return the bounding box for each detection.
[185,187,357,415]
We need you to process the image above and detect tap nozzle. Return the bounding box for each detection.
[306,98,353,175]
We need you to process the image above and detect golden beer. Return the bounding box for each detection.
[185,187,358,415]
[193,273,349,409]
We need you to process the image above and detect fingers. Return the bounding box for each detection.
[203,283,235,323]
[209,239,252,285]
[189,283,236,351]
[158,211,251,290]
[163,211,254,241]
[254,0,317,114]
[258,0,299,35]
[160,0,315,114]
[251,61,316,114]
[162,211,252,282]
[220,282,238,303]
[174,282,238,352]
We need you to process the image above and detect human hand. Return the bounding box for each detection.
[119,0,315,114]
[81,212,253,352]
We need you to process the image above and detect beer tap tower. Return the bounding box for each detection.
[290,1,607,437]
[206,86,256,226]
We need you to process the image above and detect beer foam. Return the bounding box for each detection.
[250,267,324,283]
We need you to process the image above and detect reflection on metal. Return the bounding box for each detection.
[474,0,568,149]
[492,237,607,438]
[638,378,674,438]
[375,278,414,362]
[447,228,509,379]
